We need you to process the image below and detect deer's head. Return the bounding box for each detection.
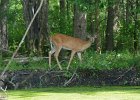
[87,34,97,43]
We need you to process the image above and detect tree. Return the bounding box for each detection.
[59,0,66,33]
[2,0,140,55]
[73,2,87,39]
[22,0,49,55]
[133,0,139,51]
[89,0,101,52]
[0,0,9,53]
[105,0,115,51]
[38,0,49,54]
[94,0,101,53]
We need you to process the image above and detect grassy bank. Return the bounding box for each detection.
[2,86,140,100]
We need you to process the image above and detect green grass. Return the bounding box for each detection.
[1,86,140,100]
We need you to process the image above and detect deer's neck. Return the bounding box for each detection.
[84,38,95,49]
[82,40,92,50]
[88,40,92,46]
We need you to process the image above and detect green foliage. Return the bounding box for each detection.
[3,0,140,71]
[0,58,48,71]
[49,0,60,33]
[7,0,25,51]
[6,0,140,53]
[71,50,140,70]
[2,50,139,71]
[49,0,73,34]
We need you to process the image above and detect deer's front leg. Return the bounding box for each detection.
[67,51,76,70]
[77,52,82,62]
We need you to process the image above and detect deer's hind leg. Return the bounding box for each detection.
[54,45,62,70]
[49,47,55,68]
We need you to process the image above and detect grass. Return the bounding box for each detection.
[1,86,140,100]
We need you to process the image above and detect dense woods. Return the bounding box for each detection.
[0,0,140,70]
[0,0,140,52]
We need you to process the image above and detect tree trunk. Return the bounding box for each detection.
[95,0,101,53]
[60,0,66,33]
[38,0,49,55]
[66,0,72,34]
[126,0,130,31]
[133,0,138,51]
[22,0,38,53]
[73,3,87,39]
[22,0,49,55]
[0,0,9,53]
[105,0,115,51]
[90,0,101,52]
[90,13,96,36]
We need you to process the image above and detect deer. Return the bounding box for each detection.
[49,33,97,70]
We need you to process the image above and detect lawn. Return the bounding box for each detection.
[1,86,140,100]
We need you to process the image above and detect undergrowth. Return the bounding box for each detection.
[1,50,140,71]
[71,50,140,70]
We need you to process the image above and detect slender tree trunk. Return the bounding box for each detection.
[95,0,101,53]
[0,0,9,52]
[60,0,66,33]
[73,3,87,39]
[113,0,120,50]
[133,0,138,51]
[136,0,140,51]
[66,0,71,34]
[0,0,8,66]
[126,0,130,31]
[0,31,1,66]
[116,0,125,50]
[105,0,115,51]
[0,12,2,66]
[38,0,49,55]
[90,0,101,52]
[90,13,96,35]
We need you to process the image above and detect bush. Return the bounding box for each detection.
[71,50,140,70]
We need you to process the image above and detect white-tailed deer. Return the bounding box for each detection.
[49,33,97,70]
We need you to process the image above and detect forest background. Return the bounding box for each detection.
[0,0,140,74]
